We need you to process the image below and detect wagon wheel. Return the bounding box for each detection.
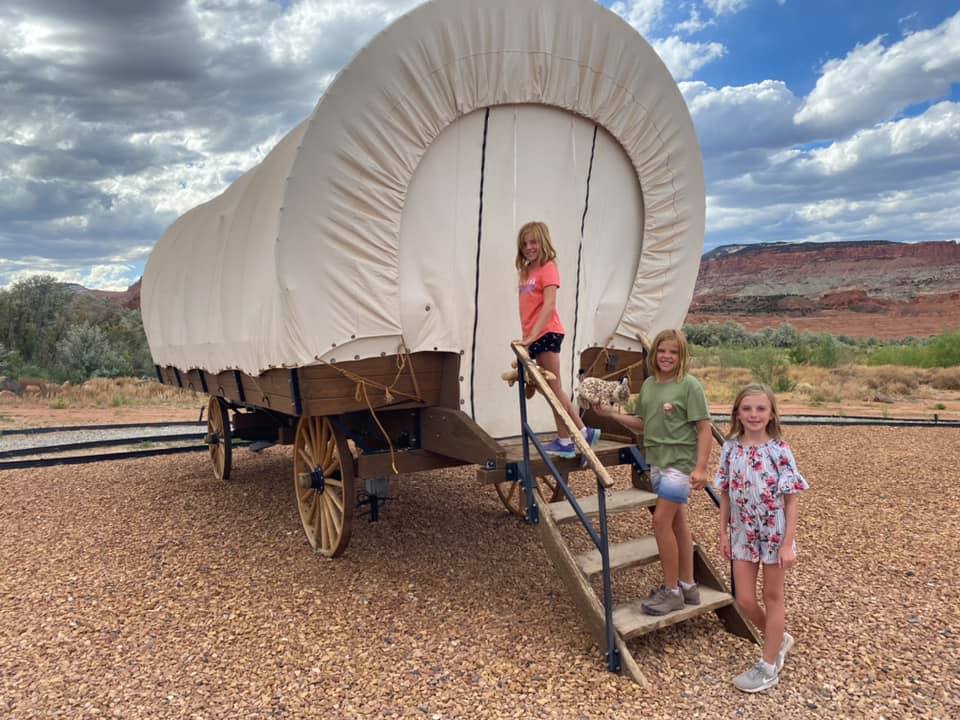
[293,416,355,558]
[206,396,232,481]
[495,474,565,518]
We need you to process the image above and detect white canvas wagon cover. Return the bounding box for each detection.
[142,0,704,436]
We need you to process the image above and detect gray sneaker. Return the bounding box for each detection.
[733,661,779,693]
[680,582,700,605]
[776,632,795,672]
[641,585,684,616]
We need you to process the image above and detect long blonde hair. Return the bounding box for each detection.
[728,383,784,440]
[515,221,558,277]
[646,329,690,381]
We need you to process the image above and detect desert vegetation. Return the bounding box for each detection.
[683,321,960,415]
[0,276,957,416]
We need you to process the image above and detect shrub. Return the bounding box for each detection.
[928,367,960,390]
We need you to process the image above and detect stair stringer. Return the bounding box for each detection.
[533,488,648,687]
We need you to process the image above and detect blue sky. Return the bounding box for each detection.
[0,0,958,290]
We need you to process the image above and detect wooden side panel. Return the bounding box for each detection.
[162,351,455,418]
[210,370,244,404]
[239,371,296,415]
[183,369,207,394]
[579,348,647,389]
[298,352,448,417]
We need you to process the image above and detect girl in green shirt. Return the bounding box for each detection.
[591,329,712,615]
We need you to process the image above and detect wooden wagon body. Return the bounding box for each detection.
[144,0,705,557]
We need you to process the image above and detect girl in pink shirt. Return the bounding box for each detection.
[515,221,600,457]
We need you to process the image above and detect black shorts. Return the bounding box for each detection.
[528,332,564,359]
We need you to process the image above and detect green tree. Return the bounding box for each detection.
[56,323,127,383]
[0,276,70,369]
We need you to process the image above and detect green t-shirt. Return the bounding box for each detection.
[636,373,710,474]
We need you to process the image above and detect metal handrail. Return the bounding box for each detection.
[511,342,620,673]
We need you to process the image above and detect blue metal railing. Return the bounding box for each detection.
[513,349,620,673]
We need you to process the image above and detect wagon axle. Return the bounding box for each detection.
[297,467,333,493]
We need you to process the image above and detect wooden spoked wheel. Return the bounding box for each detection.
[293,416,354,558]
[495,475,565,518]
[206,396,232,481]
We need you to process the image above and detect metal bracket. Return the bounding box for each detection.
[504,463,518,481]
[234,370,246,403]
[619,445,649,473]
[289,368,302,416]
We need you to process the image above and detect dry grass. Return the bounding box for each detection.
[696,364,960,418]
[4,377,199,410]
[1,427,958,718]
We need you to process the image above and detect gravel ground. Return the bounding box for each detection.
[1,426,958,719]
[0,424,204,453]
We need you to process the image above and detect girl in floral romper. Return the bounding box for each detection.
[716,383,809,693]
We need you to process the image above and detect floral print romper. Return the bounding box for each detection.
[715,439,809,564]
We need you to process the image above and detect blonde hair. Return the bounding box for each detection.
[646,329,690,380]
[515,221,558,276]
[728,383,784,440]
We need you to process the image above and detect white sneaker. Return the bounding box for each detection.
[776,632,795,672]
[733,660,779,693]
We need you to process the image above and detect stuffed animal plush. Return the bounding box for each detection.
[576,376,631,411]
[502,361,556,399]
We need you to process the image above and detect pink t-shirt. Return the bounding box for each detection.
[518,261,565,340]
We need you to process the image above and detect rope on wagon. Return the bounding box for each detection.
[318,340,424,475]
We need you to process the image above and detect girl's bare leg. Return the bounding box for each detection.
[672,506,695,585]
[536,351,585,437]
[652,499,682,587]
[761,562,787,666]
[732,560,765,630]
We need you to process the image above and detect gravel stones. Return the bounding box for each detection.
[1,426,958,718]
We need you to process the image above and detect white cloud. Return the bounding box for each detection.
[610,0,665,36]
[795,11,960,137]
[797,101,960,178]
[703,102,960,246]
[682,79,805,152]
[703,0,750,16]
[652,36,726,80]
[674,7,713,35]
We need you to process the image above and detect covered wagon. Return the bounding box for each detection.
[143,0,704,558]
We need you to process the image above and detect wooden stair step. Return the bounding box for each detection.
[548,487,657,524]
[575,536,660,577]
[613,586,733,640]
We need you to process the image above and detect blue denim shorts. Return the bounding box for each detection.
[650,466,692,505]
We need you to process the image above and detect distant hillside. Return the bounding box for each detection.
[687,240,960,339]
[66,278,141,310]
[68,240,960,340]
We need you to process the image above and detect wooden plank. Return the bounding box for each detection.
[513,343,614,488]
[437,353,462,409]
[548,488,657,524]
[420,408,504,467]
[301,397,429,418]
[474,439,633,484]
[183,369,206,394]
[693,545,762,644]
[613,586,733,641]
[299,371,442,401]
[356,449,467,478]
[533,488,648,687]
[297,353,447,383]
[575,536,660,577]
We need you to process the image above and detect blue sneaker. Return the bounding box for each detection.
[542,438,576,459]
[582,427,601,448]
